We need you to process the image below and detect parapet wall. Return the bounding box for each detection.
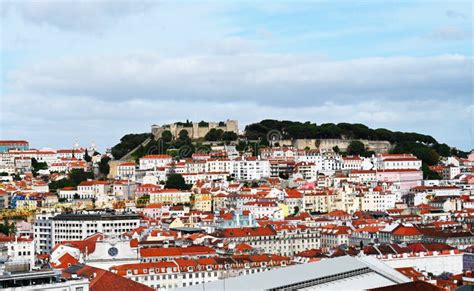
[279,138,392,153]
[151,120,239,140]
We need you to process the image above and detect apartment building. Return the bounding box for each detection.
[232,158,270,181]
[213,226,319,257]
[34,211,140,254]
[139,155,173,170]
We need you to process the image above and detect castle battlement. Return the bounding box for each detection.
[151,120,238,140]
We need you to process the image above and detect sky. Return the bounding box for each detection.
[1,0,473,151]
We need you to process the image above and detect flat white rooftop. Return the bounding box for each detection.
[176,256,409,291]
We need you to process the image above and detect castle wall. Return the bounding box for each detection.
[298,139,392,153]
[152,121,392,153]
[151,120,239,140]
[274,139,392,153]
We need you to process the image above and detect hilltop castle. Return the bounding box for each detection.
[151,120,239,139]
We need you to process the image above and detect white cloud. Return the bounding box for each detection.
[1,91,473,151]
[7,53,472,107]
[428,26,471,41]
[446,9,470,20]
[1,2,472,151]
[3,0,155,32]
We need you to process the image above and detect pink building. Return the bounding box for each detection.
[468,150,474,162]
[376,169,423,192]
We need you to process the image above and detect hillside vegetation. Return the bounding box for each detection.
[111,133,152,160]
[244,120,437,144]
[111,120,468,167]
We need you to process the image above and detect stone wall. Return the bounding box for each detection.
[151,120,239,140]
[275,138,392,153]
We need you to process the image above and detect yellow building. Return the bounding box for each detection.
[15,199,37,211]
[193,192,213,212]
[149,189,191,204]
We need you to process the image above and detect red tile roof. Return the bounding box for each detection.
[327,210,350,217]
[214,226,277,238]
[369,281,443,291]
[141,154,172,159]
[140,246,216,258]
[285,189,303,199]
[76,265,153,291]
[234,243,253,253]
[0,140,28,145]
[392,225,422,236]
[52,253,79,269]
[56,233,103,255]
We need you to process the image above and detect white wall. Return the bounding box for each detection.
[380,253,463,275]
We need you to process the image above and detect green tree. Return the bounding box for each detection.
[99,156,111,176]
[221,131,238,141]
[243,120,440,145]
[31,158,48,173]
[0,219,16,236]
[433,143,451,157]
[422,164,442,180]
[49,178,73,192]
[178,130,190,141]
[131,145,146,163]
[161,130,173,143]
[347,141,366,156]
[279,172,289,180]
[411,147,439,166]
[69,169,94,186]
[111,133,151,160]
[73,193,80,200]
[450,148,469,158]
[333,146,340,154]
[84,149,92,162]
[49,169,93,192]
[165,174,191,190]
[293,206,300,215]
[204,128,224,141]
[236,141,247,152]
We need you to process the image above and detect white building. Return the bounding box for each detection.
[206,159,232,173]
[117,162,136,180]
[213,226,319,257]
[139,155,173,170]
[77,180,110,199]
[241,201,284,220]
[34,212,140,254]
[294,162,318,180]
[0,236,35,270]
[57,149,85,160]
[442,165,461,180]
[33,211,56,253]
[375,154,422,170]
[232,158,270,181]
[361,190,397,211]
[342,156,363,170]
